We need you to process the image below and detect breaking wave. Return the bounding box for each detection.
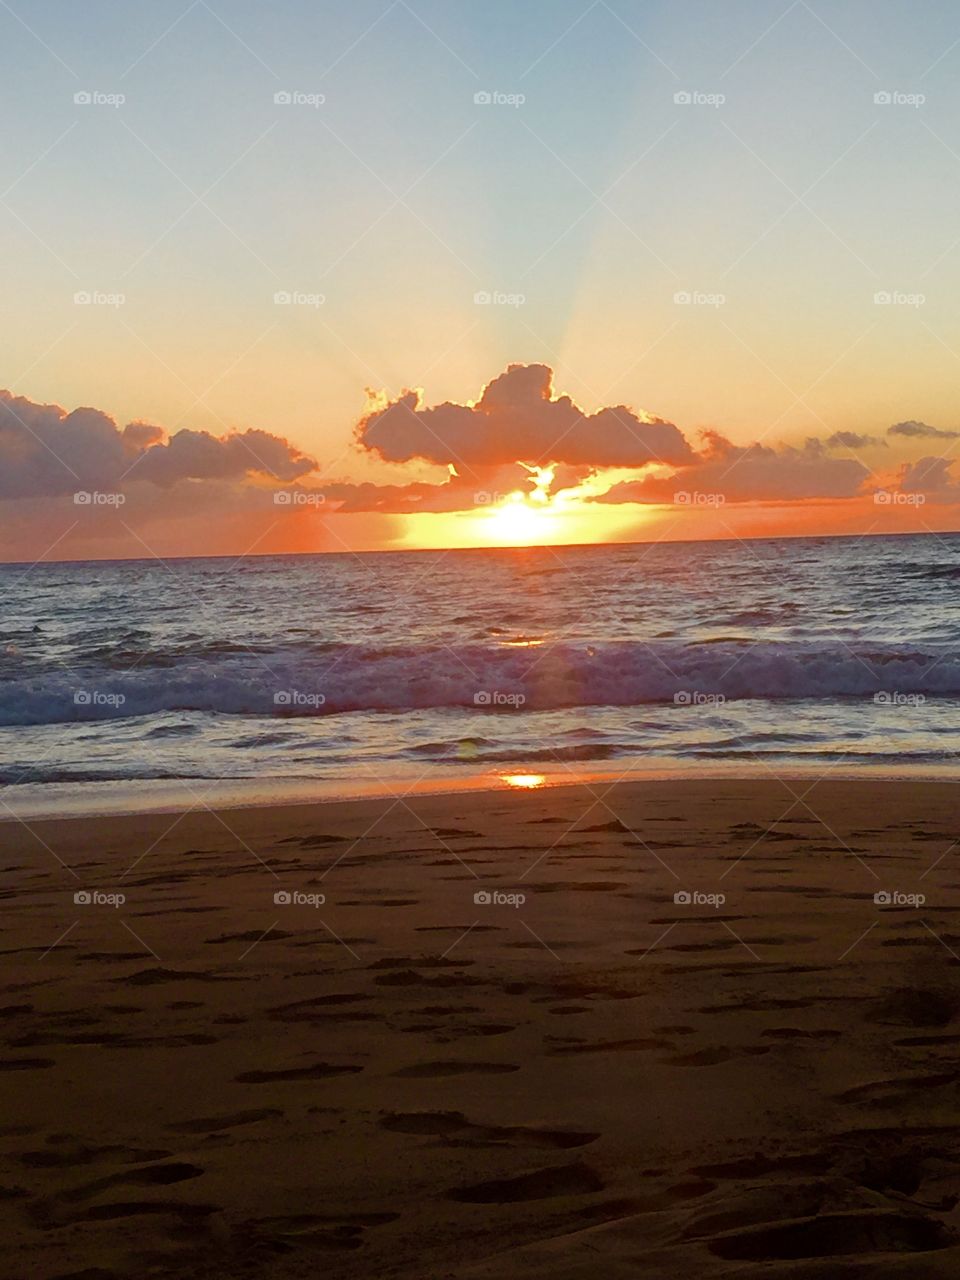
[3,639,959,726]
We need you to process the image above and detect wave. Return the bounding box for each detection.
[2,639,959,726]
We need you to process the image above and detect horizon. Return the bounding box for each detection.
[3,523,958,570]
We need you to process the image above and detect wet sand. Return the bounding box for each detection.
[2,777,960,1278]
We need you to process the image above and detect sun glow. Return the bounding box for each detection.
[483,493,560,545]
[500,773,546,789]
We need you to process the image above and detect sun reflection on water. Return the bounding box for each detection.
[500,773,546,789]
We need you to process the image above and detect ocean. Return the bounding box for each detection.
[2,533,958,816]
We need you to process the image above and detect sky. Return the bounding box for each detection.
[3,0,960,560]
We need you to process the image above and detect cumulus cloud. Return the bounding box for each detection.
[319,478,471,514]
[894,456,960,502]
[133,427,316,486]
[888,420,960,440]
[0,390,316,498]
[357,363,694,472]
[595,431,871,505]
[826,430,887,449]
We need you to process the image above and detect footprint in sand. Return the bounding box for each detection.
[235,1064,363,1083]
[549,1038,673,1055]
[241,1210,399,1252]
[834,1071,955,1106]
[19,1144,171,1169]
[392,1061,519,1078]
[445,1161,604,1203]
[380,1110,599,1149]
[707,1208,952,1261]
[167,1108,283,1134]
[57,1162,204,1202]
[667,1046,771,1066]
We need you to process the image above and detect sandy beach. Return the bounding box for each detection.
[0,777,958,1277]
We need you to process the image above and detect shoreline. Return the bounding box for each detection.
[1,757,958,823]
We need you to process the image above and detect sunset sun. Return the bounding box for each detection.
[481,492,560,545]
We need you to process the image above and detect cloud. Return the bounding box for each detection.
[895,455,960,502]
[133,427,316,486]
[595,431,871,505]
[357,363,694,472]
[826,430,887,449]
[888,420,960,440]
[319,478,473,514]
[0,390,316,498]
